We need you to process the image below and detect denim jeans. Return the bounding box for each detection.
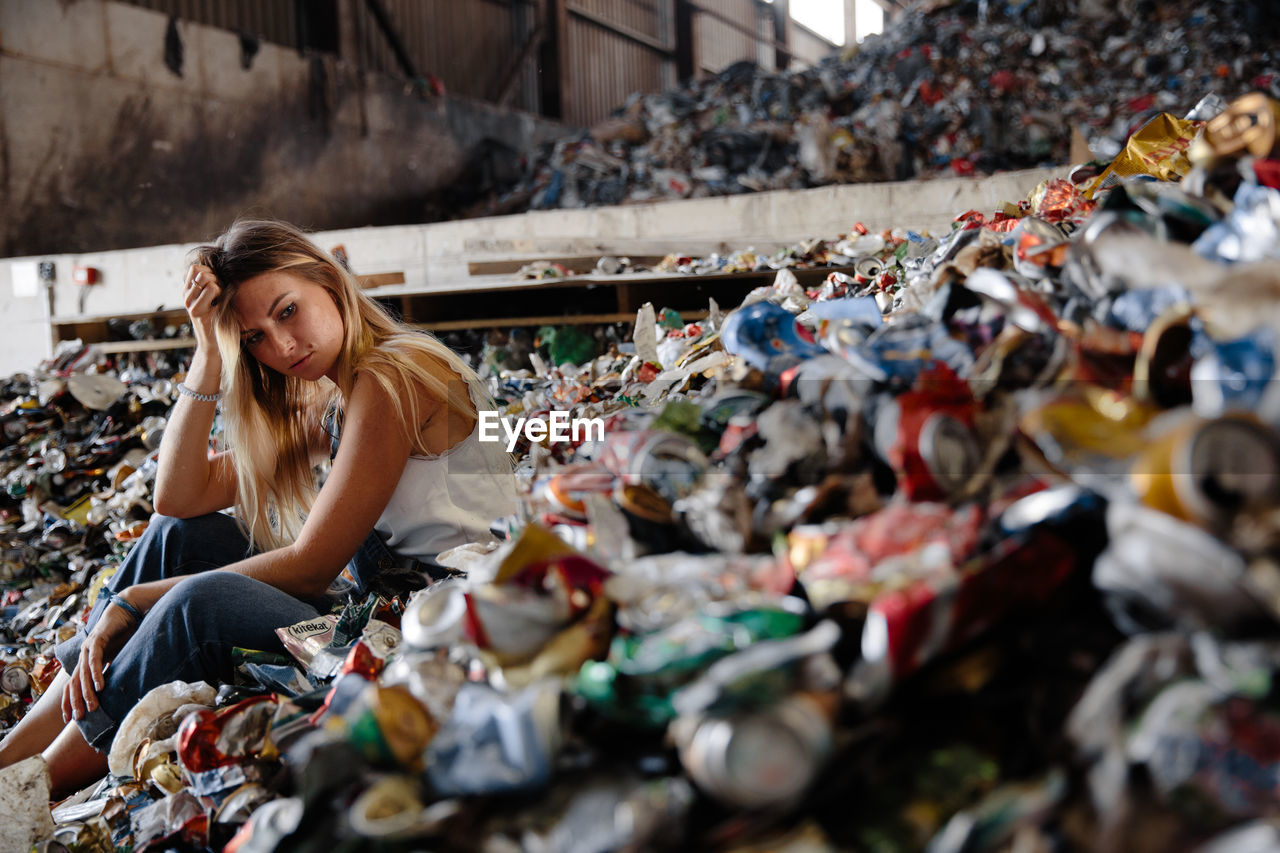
[52,512,426,752]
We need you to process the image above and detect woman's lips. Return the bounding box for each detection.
[291,353,311,370]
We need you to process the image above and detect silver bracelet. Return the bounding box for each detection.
[176,382,221,403]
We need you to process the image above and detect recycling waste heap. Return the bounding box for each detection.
[3,92,1280,853]
[468,0,1279,215]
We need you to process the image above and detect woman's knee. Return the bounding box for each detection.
[148,512,243,549]
[146,573,316,653]
[122,513,250,580]
[152,572,252,622]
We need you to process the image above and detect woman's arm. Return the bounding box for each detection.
[153,264,237,517]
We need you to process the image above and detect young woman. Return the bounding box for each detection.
[0,219,517,796]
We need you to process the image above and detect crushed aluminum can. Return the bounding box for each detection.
[401,580,469,650]
[381,649,468,724]
[1129,414,1280,532]
[346,683,437,771]
[671,691,836,810]
[1128,678,1280,820]
[1203,92,1280,160]
[0,659,32,696]
[51,819,114,853]
[176,694,278,775]
[348,775,460,840]
[848,518,1078,708]
[222,796,303,853]
[874,363,982,502]
[128,789,206,851]
[425,680,563,796]
[720,300,825,372]
[212,782,274,826]
[1094,501,1274,634]
[1189,324,1277,417]
[601,429,709,505]
[133,738,184,796]
[28,655,60,699]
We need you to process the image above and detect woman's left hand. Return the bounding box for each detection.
[61,597,141,722]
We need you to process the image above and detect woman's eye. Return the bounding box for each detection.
[245,332,264,348]
[280,303,296,321]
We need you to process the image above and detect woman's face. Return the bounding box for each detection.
[232,270,345,382]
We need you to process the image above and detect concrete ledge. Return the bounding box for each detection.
[0,165,1061,376]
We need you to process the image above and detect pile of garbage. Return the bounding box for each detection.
[4,92,1280,851]
[464,0,1280,216]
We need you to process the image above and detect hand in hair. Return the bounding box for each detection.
[183,263,222,353]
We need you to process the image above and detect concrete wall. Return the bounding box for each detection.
[0,0,566,259]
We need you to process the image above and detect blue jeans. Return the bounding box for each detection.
[53,512,418,752]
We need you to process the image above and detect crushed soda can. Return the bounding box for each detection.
[176,694,278,775]
[347,775,458,840]
[1130,413,1280,533]
[720,301,825,373]
[425,680,563,796]
[575,602,807,727]
[671,690,838,810]
[1094,501,1275,635]
[873,363,982,502]
[222,797,303,853]
[345,683,437,771]
[0,658,32,696]
[848,497,1082,708]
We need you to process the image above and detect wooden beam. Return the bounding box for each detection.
[91,338,196,354]
[466,255,667,276]
[416,310,708,332]
[357,271,406,288]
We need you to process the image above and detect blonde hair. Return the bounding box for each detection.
[192,219,491,551]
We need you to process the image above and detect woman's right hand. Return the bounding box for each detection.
[184,264,223,351]
[61,597,141,722]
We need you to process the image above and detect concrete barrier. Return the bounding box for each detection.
[0,166,1062,376]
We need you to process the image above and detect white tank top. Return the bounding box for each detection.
[373,393,517,559]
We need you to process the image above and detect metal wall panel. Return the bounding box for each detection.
[351,0,542,112]
[691,0,768,74]
[563,0,673,126]
[121,0,297,46]
[573,0,669,41]
[564,15,670,125]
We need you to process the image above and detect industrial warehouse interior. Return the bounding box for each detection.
[1,0,1280,849]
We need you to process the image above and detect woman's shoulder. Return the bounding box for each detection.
[372,334,461,376]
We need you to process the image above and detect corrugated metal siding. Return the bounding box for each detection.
[692,0,767,74]
[573,0,669,42]
[353,0,535,107]
[119,0,296,46]
[563,0,673,126]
